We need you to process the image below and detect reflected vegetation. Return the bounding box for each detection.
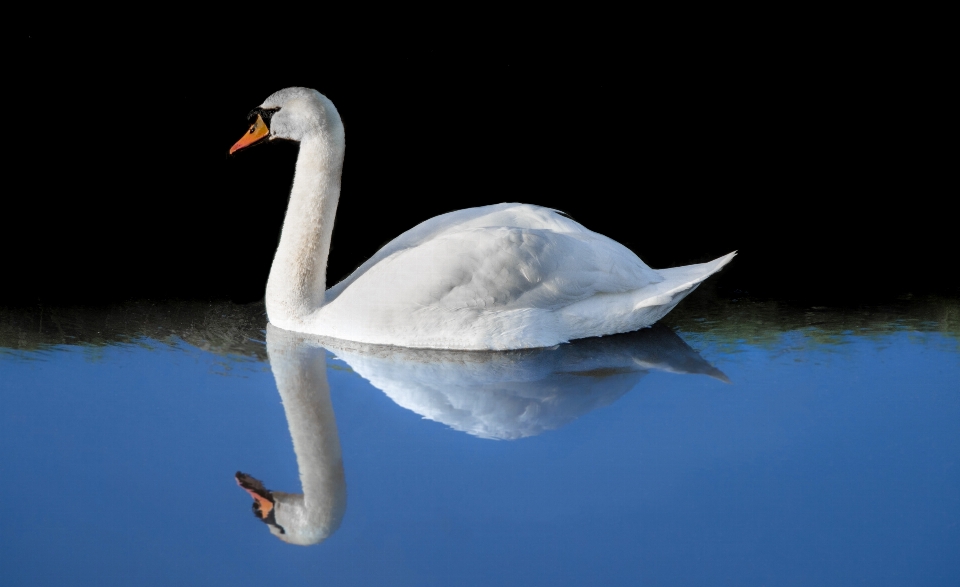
[666,291,960,349]
[2,294,957,359]
[0,300,269,359]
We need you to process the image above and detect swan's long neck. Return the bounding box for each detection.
[266,325,347,545]
[266,131,344,329]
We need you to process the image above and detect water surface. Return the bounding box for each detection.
[1,298,958,586]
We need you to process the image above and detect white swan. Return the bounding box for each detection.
[231,87,735,350]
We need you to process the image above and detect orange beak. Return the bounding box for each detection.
[229,114,270,154]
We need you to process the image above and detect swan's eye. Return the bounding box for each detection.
[248,107,281,128]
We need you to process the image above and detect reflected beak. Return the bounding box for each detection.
[235,471,275,520]
[229,114,270,154]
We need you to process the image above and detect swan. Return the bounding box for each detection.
[230,87,735,350]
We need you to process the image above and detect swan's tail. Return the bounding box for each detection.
[653,251,737,299]
[627,251,737,325]
[558,252,736,343]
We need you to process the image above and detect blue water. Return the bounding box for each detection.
[1,317,958,586]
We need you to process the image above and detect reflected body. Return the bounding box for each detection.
[320,324,727,440]
[231,87,735,350]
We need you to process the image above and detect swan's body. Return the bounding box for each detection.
[234,87,734,351]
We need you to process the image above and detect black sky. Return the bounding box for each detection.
[6,24,953,306]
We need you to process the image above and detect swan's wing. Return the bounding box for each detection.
[325,203,595,302]
[328,224,662,312]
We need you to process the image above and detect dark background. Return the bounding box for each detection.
[6,23,953,307]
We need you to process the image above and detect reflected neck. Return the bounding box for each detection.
[267,326,346,545]
[266,134,344,329]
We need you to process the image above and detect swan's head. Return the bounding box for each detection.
[229,87,343,154]
[236,471,345,546]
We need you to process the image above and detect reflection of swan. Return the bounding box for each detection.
[321,324,727,440]
[234,323,721,541]
[236,325,346,546]
[230,87,735,350]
